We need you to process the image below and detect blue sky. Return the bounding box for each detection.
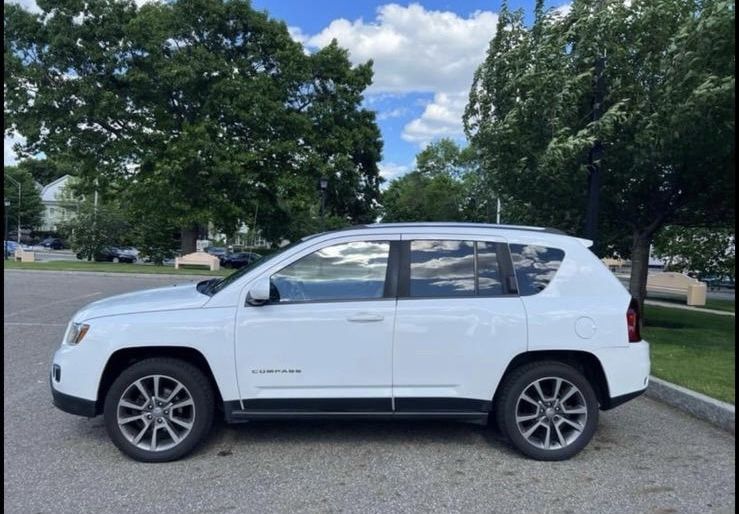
[5,1,570,182]
[250,0,570,181]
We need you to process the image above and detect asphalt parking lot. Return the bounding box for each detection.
[3,270,736,514]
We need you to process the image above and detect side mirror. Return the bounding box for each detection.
[246,276,271,306]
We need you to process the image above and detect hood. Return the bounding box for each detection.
[73,282,210,322]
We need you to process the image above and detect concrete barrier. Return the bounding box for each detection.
[646,376,734,434]
[647,272,707,306]
[174,251,220,271]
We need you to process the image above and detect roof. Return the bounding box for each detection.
[40,175,74,203]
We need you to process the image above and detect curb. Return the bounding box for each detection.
[646,376,735,434]
[644,300,735,317]
[3,268,219,280]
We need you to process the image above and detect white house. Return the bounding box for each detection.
[38,175,78,232]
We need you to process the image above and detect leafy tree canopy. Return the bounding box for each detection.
[464,0,735,305]
[653,226,735,280]
[381,139,492,223]
[3,165,44,233]
[5,0,383,250]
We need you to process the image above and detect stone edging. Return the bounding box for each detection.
[646,376,735,434]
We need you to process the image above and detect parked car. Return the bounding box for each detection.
[4,240,18,256]
[41,237,65,250]
[76,247,137,263]
[51,223,650,462]
[702,275,735,291]
[116,247,139,262]
[221,251,262,269]
[205,246,228,263]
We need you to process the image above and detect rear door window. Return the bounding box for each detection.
[407,240,507,298]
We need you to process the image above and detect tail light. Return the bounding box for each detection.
[626,298,641,342]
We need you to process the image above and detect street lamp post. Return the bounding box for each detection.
[318,177,328,231]
[4,199,9,259]
[5,174,22,244]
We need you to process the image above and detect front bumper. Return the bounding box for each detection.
[50,371,97,417]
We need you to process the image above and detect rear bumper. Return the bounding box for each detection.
[593,340,650,409]
[601,386,647,410]
[50,373,97,417]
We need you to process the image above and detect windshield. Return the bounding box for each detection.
[205,239,306,296]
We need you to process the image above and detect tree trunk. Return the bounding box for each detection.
[180,226,198,254]
[629,233,651,313]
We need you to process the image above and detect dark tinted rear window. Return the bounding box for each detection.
[509,244,565,296]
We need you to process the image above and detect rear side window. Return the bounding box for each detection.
[408,240,505,298]
[509,244,565,296]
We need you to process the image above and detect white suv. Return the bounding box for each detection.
[50,223,650,462]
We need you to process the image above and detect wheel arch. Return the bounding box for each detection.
[96,346,223,416]
[494,350,611,409]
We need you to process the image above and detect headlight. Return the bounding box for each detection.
[65,322,90,345]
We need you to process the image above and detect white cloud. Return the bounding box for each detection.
[287,26,308,44]
[306,3,497,95]
[304,3,498,147]
[401,92,467,144]
[377,107,408,120]
[4,134,25,166]
[552,3,572,18]
[5,0,40,13]
[378,161,410,183]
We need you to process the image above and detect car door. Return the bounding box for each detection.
[234,235,400,412]
[392,235,528,413]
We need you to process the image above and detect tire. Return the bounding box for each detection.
[103,358,215,462]
[495,361,598,461]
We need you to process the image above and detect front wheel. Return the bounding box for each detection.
[103,358,214,462]
[495,361,599,461]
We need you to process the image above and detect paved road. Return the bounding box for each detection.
[4,270,735,514]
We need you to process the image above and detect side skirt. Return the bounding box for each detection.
[223,398,491,424]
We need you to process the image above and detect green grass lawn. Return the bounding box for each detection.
[4,259,230,277]
[647,293,735,313]
[643,305,735,404]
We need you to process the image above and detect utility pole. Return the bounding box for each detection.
[496,197,501,224]
[5,174,22,244]
[318,177,328,232]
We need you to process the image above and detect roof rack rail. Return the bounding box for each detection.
[363,222,567,235]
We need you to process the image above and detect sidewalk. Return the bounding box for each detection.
[644,299,735,317]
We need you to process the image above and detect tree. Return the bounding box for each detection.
[653,227,735,280]
[3,166,44,235]
[15,158,74,186]
[5,0,382,252]
[464,0,735,309]
[381,139,488,222]
[382,171,467,222]
[58,201,129,261]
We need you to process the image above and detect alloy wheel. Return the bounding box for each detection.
[514,376,588,450]
[116,374,196,452]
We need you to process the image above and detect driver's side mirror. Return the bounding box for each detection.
[246,276,271,306]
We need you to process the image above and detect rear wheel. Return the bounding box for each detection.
[103,358,214,462]
[495,361,598,461]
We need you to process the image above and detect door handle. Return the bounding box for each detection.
[347,312,384,322]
